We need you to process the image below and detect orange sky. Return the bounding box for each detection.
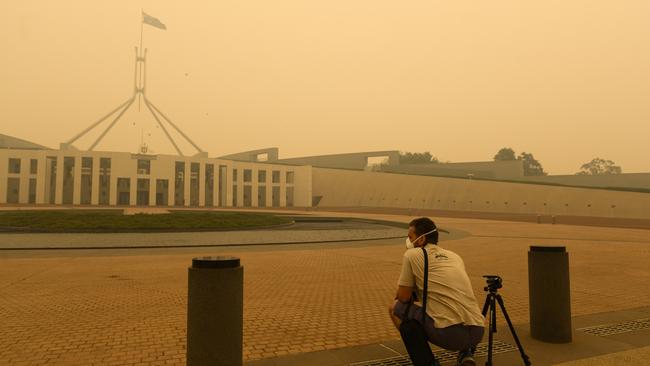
[1,0,648,174]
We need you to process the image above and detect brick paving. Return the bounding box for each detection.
[0,223,403,249]
[1,213,649,365]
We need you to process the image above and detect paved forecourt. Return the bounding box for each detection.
[1,210,649,365]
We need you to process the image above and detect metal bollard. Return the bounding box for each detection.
[528,246,572,343]
[187,256,243,366]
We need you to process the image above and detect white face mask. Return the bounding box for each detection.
[405,228,437,249]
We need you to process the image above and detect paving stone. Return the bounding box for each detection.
[0,213,649,365]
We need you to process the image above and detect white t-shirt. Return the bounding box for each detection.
[398,244,485,328]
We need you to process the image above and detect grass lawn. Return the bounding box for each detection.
[0,210,292,233]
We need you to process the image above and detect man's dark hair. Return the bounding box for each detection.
[409,217,438,244]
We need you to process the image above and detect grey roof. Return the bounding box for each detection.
[0,134,50,150]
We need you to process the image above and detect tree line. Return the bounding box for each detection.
[398,148,623,176]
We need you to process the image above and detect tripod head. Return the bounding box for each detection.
[483,275,503,293]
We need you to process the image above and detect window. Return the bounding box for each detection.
[258,170,266,183]
[62,157,75,204]
[205,164,214,207]
[117,178,130,205]
[137,159,151,175]
[81,158,93,205]
[256,153,269,162]
[82,157,92,168]
[190,163,200,206]
[243,185,252,207]
[156,179,168,206]
[8,158,20,174]
[286,171,295,184]
[286,186,294,207]
[30,159,38,174]
[272,170,280,184]
[6,177,20,203]
[99,158,111,205]
[29,178,37,204]
[137,178,150,206]
[243,169,252,182]
[175,162,185,206]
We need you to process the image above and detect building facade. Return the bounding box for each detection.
[0,149,312,208]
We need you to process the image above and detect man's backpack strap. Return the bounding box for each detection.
[421,246,428,324]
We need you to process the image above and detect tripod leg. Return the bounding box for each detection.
[481,293,490,317]
[485,294,497,366]
[495,294,531,366]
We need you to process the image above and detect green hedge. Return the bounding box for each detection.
[0,210,292,232]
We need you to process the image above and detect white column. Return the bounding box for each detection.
[225,164,233,207]
[212,164,219,207]
[109,168,117,206]
[279,168,287,207]
[0,152,7,204]
[129,175,137,206]
[168,176,175,206]
[149,177,156,206]
[199,162,206,207]
[266,167,272,207]
[184,161,191,207]
[252,169,259,207]
[236,167,244,207]
[36,156,47,204]
[91,157,100,205]
[55,155,64,205]
[169,161,177,207]
[73,156,82,205]
[19,157,30,203]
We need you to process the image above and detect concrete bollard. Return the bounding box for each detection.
[187,256,243,366]
[528,246,572,343]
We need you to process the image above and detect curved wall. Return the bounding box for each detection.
[312,168,650,219]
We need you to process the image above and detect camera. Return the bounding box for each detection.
[482,275,503,292]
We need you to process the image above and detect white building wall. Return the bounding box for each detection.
[36,155,47,204]
[0,155,6,204]
[91,156,100,205]
[0,149,313,208]
[72,156,82,205]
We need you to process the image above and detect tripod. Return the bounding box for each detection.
[480,275,531,366]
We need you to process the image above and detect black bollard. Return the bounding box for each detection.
[187,256,243,366]
[528,246,572,343]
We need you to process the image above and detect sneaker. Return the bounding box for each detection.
[456,348,476,366]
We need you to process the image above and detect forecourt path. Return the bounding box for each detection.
[1,210,649,365]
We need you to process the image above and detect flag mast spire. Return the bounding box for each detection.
[138,10,144,111]
[60,12,207,157]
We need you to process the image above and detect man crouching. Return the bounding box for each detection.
[389,217,485,366]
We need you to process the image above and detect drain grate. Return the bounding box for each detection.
[349,340,518,365]
[577,318,650,337]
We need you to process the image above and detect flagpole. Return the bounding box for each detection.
[138,10,144,111]
[140,9,144,56]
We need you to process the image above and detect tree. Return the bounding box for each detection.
[576,158,622,175]
[493,147,516,161]
[399,152,439,164]
[519,152,546,176]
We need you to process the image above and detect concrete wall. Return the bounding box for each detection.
[517,173,650,190]
[312,168,650,219]
[279,151,400,170]
[381,160,524,180]
[218,148,280,163]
